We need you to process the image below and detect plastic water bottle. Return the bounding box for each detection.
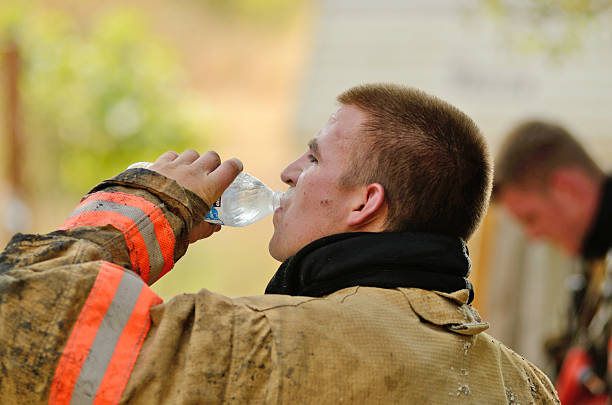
[127,162,282,227]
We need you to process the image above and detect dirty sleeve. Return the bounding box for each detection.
[0,168,220,403]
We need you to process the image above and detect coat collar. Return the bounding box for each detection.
[265,231,475,303]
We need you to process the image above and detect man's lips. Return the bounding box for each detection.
[278,188,293,211]
[276,199,286,213]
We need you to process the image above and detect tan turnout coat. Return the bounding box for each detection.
[0,170,560,404]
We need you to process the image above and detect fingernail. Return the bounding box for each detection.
[230,158,243,172]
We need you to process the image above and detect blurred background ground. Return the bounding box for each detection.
[1,0,611,377]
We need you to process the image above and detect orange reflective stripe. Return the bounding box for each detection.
[58,191,176,283]
[59,211,151,283]
[49,261,162,405]
[78,192,175,279]
[93,286,162,405]
[49,262,124,405]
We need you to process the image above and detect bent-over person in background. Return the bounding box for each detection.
[494,120,612,405]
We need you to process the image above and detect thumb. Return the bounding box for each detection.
[209,158,243,197]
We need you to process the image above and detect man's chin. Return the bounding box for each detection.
[562,241,581,257]
[549,236,581,257]
[268,235,286,262]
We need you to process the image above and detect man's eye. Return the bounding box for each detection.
[307,154,318,163]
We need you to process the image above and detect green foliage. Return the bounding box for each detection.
[201,0,304,25]
[482,0,612,59]
[0,3,208,194]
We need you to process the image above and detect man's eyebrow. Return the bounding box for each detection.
[308,138,320,157]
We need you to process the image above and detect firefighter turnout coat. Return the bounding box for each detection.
[0,169,560,404]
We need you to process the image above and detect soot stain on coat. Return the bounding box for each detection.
[384,375,399,391]
[1,234,74,276]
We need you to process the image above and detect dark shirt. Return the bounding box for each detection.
[581,176,612,260]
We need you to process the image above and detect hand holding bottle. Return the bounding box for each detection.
[138,150,243,242]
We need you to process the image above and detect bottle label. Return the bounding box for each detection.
[205,205,224,225]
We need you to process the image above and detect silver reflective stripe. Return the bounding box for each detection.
[69,199,166,282]
[69,271,143,405]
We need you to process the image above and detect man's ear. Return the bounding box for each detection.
[347,183,387,229]
[549,168,592,203]
[549,167,602,216]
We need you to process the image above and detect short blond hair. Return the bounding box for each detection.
[338,83,491,240]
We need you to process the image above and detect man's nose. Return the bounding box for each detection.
[280,156,303,186]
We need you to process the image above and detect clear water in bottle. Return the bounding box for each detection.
[206,172,282,227]
[127,162,282,227]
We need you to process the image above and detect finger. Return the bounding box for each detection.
[155,151,179,164]
[193,151,222,173]
[189,222,219,243]
[175,149,200,165]
[208,158,243,195]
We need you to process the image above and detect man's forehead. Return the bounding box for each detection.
[501,186,549,212]
[308,105,367,154]
[506,182,547,198]
[328,107,340,122]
